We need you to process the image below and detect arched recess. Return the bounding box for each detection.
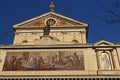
[95,50,115,70]
[72,39,79,44]
[22,40,28,43]
[100,52,112,70]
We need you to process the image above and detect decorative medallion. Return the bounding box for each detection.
[46,18,56,26]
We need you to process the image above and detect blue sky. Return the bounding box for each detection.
[0,0,120,44]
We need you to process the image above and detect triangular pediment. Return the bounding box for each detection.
[13,12,88,28]
[94,40,114,46]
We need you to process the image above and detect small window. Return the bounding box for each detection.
[22,40,28,43]
[72,39,79,44]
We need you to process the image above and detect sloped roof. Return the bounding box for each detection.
[13,11,88,29]
[94,40,114,46]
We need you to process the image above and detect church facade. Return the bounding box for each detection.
[0,2,120,79]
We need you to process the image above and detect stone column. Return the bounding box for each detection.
[0,50,6,71]
[80,31,83,43]
[96,50,102,70]
[82,31,86,44]
[111,49,120,69]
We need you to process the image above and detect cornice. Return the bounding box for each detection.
[1,43,120,49]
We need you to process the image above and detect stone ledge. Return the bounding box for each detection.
[98,70,120,75]
[0,70,97,76]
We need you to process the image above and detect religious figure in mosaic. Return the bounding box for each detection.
[3,51,84,71]
[101,53,111,70]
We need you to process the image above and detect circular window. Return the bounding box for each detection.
[46,18,56,26]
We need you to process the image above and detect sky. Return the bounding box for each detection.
[0,0,120,44]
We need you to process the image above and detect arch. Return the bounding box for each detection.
[101,52,112,70]
[72,39,79,44]
[22,40,28,43]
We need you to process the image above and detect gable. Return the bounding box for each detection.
[13,12,88,28]
[94,40,114,46]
